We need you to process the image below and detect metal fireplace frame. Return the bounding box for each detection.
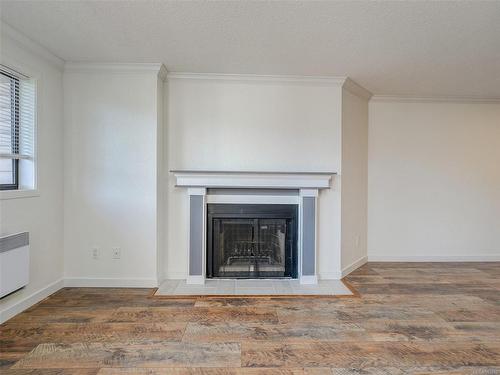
[207,204,298,279]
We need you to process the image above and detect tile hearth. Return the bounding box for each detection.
[155,279,353,296]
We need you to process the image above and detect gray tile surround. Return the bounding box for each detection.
[189,195,204,276]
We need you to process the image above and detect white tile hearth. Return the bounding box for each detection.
[154,279,353,296]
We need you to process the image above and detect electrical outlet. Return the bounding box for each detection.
[92,247,99,259]
[354,235,360,247]
[112,247,121,259]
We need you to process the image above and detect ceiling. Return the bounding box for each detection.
[1,1,500,98]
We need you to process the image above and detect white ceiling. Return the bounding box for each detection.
[1,1,500,98]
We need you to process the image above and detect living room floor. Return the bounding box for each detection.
[1,262,499,373]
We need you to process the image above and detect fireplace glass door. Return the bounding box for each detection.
[207,204,297,279]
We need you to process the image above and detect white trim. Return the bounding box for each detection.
[186,275,205,285]
[0,189,39,200]
[206,194,299,205]
[343,78,372,100]
[299,275,318,285]
[341,255,368,277]
[64,62,165,74]
[158,65,168,81]
[187,187,207,196]
[174,171,333,190]
[1,22,64,70]
[63,277,158,288]
[297,194,304,281]
[319,271,342,280]
[0,278,64,324]
[368,255,500,262]
[370,95,500,104]
[167,72,346,85]
[299,188,319,197]
[201,195,207,281]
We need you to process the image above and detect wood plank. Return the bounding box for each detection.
[0,322,186,351]
[2,370,99,375]
[12,342,241,369]
[109,307,278,324]
[183,322,368,343]
[241,341,500,368]
[97,368,305,374]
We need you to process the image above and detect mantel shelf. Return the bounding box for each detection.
[171,170,335,189]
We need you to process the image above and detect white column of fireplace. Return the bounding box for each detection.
[174,171,333,285]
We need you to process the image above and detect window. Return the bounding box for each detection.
[0,67,35,191]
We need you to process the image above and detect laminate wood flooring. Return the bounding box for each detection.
[1,262,499,374]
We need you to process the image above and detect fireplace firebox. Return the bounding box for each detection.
[207,204,298,279]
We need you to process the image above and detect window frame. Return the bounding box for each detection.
[0,62,39,200]
[0,71,20,191]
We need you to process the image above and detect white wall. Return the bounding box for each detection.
[368,100,500,261]
[341,88,369,273]
[63,65,164,286]
[165,76,343,279]
[0,24,64,322]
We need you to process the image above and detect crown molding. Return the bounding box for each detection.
[64,62,166,76]
[158,64,168,81]
[1,22,64,70]
[167,72,346,85]
[371,95,500,104]
[342,78,372,100]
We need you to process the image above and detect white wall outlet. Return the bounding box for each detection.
[92,247,99,259]
[112,247,121,259]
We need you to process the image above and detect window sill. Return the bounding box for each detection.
[0,189,39,200]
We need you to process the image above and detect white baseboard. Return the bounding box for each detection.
[186,275,205,285]
[368,255,500,262]
[0,278,64,324]
[342,256,368,278]
[299,275,318,284]
[64,277,158,288]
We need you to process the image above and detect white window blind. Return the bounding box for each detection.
[0,68,35,161]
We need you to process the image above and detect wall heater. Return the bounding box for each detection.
[0,232,29,298]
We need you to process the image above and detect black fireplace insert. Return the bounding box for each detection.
[207,204,298,279]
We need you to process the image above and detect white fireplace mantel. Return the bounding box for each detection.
[172,170,335,190]
[172,170,336,285]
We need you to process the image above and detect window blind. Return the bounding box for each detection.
[0,68,35,161]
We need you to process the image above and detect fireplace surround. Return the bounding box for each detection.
[207,204,298,279]
[172,170,334,285]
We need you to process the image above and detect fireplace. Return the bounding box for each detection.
[207,204,298,279]
[173,170,332,284]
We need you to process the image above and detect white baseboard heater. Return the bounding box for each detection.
[0,232,29,298]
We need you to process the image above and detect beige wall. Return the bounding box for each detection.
[63,67,163,285]
[368,100,500,260]
[165,76,343,279]
[341,88,369,272]
[0,25,64,321]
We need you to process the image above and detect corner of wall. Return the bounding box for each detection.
[339,81,370,274]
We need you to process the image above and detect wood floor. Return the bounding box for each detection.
[1,262,499,374]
